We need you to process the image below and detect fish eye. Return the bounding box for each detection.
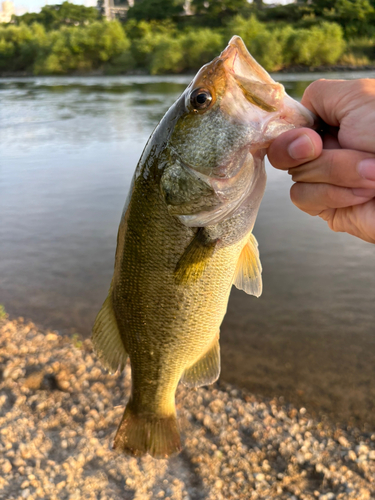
[190,88,212,111]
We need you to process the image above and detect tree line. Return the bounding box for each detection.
[0,0,374,75]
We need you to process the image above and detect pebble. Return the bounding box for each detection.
[0,318,374,500]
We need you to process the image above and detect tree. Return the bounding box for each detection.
[192,0,249,18]
[335,0,374,21]
[14,2,99,30]
[127,0,185,21]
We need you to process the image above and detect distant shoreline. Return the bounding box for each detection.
[1,64,375,79]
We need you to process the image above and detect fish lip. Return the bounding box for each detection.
[219,36,276,85]
[220,36,251,69]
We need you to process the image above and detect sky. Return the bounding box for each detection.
[11,0,292,16]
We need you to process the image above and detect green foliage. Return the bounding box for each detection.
[0,23,46,72]
[335,0,374,21]
[0,0,371,75]
[342,36,375,63]
[192,0,248,17]
[150,36,184,74]
[128,24,224,74]
[71,333,83,349]
[226,15,293,70]
[127,0,184,21]
[249,26,294,71]
[180,29,224,70]
[125,19,177,69]
[0,304,6,320]
[0,20,130,74]
[34,21,130,74]
[287,22,345,66]
[14,1,99,30]
[226,15,266,48]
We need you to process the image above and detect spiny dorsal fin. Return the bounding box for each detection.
[180,335,220,388]
[92,290,128,373]
[174,228,217,285]
[233,233,262,297]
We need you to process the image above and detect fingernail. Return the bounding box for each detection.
[358,158,375,181]
[288,134,315,160]
[352,188,375,197]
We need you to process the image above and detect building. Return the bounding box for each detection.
[0,1,14,23]
[103,0,134,20]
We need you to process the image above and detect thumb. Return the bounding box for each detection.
[267,128,323,171]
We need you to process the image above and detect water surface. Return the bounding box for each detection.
[1,73,375,425]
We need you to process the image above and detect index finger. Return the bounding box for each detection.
[301,79,375,127]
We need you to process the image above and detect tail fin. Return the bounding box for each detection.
[113,402,181,458]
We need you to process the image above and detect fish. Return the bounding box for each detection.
[92,36,315,458]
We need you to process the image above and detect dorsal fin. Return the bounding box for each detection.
[233,233,262,297]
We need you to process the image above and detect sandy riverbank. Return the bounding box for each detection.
[0,317,374,500]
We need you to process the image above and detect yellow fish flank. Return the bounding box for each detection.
[92,36,315,458]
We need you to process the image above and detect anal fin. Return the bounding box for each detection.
[233,233,262,297]
[174,228,216,285]
[181,335,220,388]
[92,289,128,373]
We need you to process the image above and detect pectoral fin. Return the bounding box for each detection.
[181,335,220,388]
[174,228,217,285]
[233,233,262,297]
[92,289,128,373]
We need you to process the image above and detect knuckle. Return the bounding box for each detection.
[290,183,303,208]
[352,78,375,97]
[326,152,337,181]
[324,185,338,206]
[305,79,325,98]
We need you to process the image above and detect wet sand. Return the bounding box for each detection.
[221,290,375,429]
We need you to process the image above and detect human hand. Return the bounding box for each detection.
[267,79,375,244]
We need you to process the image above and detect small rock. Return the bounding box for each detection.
[338,436,350,447]
[2,460,12,474]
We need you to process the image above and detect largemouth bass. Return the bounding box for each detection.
[92,36,314,458]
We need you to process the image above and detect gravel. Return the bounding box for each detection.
[1,317,375,500]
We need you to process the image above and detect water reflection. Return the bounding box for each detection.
[1,73,375,426]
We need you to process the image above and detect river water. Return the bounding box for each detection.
[1,73,375,426]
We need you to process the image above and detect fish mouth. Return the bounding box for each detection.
[219,36,316,133]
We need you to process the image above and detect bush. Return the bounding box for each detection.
[149,36,185,74]
[0,23,46,72]
[226,14,266,49]
[180,29,225,70]
[286,22,345,66]
[344,36,375,61]
[248,26,295,71]
[125,19,178,70]
[226,15,297,71]
[34,21,131,74]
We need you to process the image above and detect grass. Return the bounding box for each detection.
[0,304,7,320]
